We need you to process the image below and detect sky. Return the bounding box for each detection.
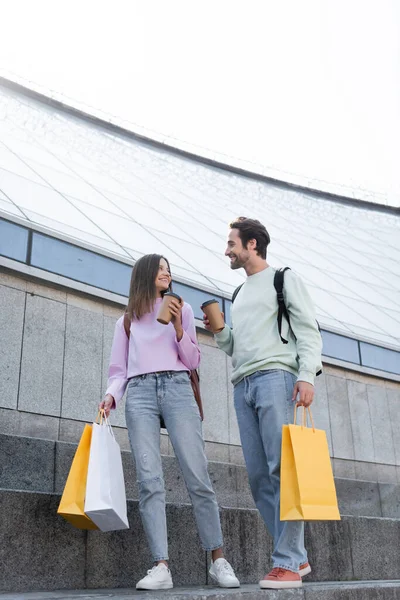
[1,0,400,206]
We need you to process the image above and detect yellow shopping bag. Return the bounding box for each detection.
[57,424,99,529]
[280,405,340,521]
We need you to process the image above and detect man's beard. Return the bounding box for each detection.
[229,255,243,270]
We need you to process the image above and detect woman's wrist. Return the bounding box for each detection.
[175,326,184,342]
[105,394,116,408]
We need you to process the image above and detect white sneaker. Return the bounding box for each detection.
[136,563,173,590]
[209,558,240,588]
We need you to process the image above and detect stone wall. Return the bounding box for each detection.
[1,268,400,483]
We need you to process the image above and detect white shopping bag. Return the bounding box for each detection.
[84,413,129,532]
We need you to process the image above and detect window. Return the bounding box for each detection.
[0,219,28,262]
[173,282,221,321]
[31,233,131,296]
[360,342,400,375]
[224,299,232,328]
[321,330,360,364]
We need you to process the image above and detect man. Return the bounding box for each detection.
[203,217,322,590]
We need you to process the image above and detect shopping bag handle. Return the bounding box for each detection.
[95,409,115,438]
[293,403,315,432]
[95,410,105,425]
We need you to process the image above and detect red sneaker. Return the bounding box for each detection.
[259,567,302,589]
[299,562,311,577]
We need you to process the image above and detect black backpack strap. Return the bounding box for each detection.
[274,267,291,344]
[232,283,244,304]
[123,312,131,339]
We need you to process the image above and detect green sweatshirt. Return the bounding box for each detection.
[215,267,322,386]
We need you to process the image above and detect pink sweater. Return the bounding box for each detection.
[106,298,201,404]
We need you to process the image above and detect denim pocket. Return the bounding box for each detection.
[172,371,190,384]
[128,377,141,389]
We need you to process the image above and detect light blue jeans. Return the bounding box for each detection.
[125,370,223,561]
[233,369,308,572]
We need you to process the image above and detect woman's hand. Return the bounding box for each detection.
[169,298,184,341]
[98,394,115,418]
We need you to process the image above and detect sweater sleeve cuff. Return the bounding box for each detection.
[176,330,200,370]
[297,370,315,386]
[214,324,231,344]
[105,380,126,406]
[176,329,193,350]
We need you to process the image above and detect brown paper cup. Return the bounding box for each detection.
[157,292,182,325]
[201,299,225,333]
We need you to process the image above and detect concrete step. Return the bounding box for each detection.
[1,432,400,517]
[2,581,400,600]
[1,489,400,593]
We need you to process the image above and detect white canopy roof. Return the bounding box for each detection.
[0,82,399,350]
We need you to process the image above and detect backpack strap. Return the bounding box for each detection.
[189,369,203,421]
[123,312,131,339]
[232,283,244,304]
[273,267,292,344]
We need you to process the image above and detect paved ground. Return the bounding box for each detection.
[1,581,400,600]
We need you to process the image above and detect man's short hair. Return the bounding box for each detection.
[229,217,270,259]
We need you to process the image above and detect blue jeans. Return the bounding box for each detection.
[234,369,308,572]
[125,370,223,561]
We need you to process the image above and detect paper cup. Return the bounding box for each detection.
[157,292,182,325]
[201,299,225,333]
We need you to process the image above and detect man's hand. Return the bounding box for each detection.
[203,312,224,333]
[203,315,212,331]
[292,381,314,407]
[99,394,115,418]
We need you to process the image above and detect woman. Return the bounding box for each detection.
[99,254,239,591]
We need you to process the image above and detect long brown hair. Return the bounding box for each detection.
[126,254,172,320]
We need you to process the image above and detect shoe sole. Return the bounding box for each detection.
[136,583,173,590]
[259,580,302,589]
[299,565,312,577]
[209,572,240,588]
